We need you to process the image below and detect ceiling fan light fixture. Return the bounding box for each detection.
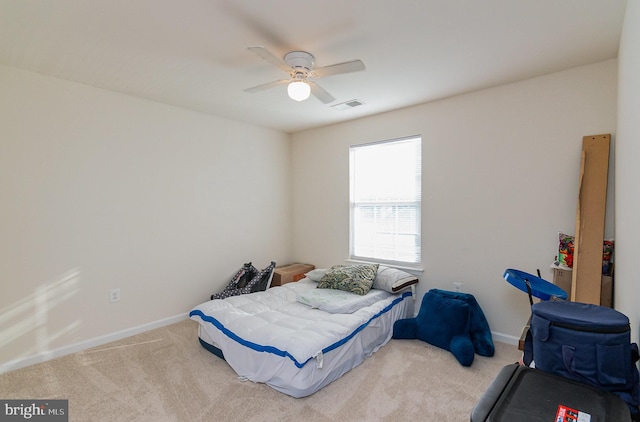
[246,47,365,104]
[287,80,311,101]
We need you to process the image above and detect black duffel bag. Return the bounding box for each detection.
[529,300,640,419]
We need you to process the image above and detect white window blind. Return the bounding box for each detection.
[349,136,421,266]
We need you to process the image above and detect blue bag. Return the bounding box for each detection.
[530,301,640,418]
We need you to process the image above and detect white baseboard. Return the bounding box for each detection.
[0,313,189,374]
[1,315,520,374]
[491,331,519,346]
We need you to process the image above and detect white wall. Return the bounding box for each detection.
[0,65,292,368]
[616,2,640,344]
[292,60,617,341]
[1,32,630,370]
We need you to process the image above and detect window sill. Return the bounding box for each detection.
[345,258,424,277]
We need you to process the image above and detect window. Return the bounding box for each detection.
[349,136,421,266]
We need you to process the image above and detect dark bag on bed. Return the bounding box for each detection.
[210,261,276,300]
[210,262,256,300]
[529,300,640,418]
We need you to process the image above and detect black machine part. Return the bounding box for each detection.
[471,364,632,421]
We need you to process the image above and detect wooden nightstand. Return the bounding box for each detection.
[271,263,315,287]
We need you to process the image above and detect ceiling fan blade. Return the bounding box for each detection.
[309,81,335,104]
[311,59,365,78]
[248,46,291,72]
[244,79,289,93]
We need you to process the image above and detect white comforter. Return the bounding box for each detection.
[190,279,413,397]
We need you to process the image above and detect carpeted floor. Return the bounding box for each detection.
[0,319,521,421]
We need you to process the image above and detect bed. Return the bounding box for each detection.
[189,264,418,398]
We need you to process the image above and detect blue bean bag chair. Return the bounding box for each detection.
[429,289,495,357]
[392,289,493,366]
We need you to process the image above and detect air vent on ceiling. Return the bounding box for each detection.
[331,99,364,110]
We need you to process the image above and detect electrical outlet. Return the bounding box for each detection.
[453,282,463,293]
[109,288,121,303]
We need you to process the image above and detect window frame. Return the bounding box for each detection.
[349,135,422,269]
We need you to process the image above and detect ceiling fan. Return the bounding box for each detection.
[244,46,366,103]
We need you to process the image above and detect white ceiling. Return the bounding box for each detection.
[0,0,628,133]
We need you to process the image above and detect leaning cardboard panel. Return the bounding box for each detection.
[571,134,610,304]
[554,268,613,308]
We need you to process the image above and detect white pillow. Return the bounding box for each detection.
[296,288,391,314]
[304,268,327,282]
[373,266,419,293]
